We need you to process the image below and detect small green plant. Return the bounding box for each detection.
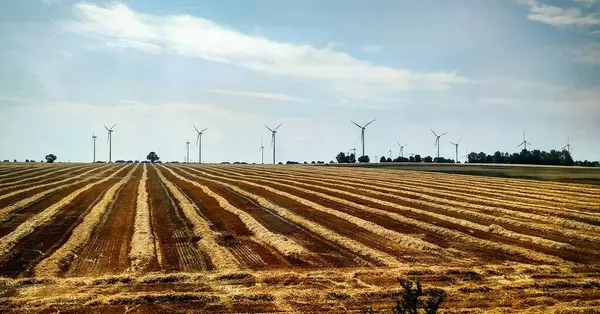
[361,278,446,314]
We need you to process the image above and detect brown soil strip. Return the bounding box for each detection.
[145,165,213,272]
[0,164,95,193]
[161,166,288,270]
[0,167,115,238]
[178,166,410,267]
[204,166,553,265]
[0,166,132,278]
[63,166,144,277]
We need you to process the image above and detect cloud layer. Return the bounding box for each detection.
[61,3,468,101]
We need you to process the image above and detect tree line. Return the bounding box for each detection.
[335,149,598,167]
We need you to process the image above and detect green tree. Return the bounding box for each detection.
[423,156,433,163]
[336,152,349,163]
[45,154,57,163]
[147,151,160,163]
[380,156,387,163]
[358,155,370,163]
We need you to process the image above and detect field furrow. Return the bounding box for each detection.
[0,165,131,278]
[0,164,91,189]
[154,166,238,271]
[197,166,565,265]
[0,166,52,181]
[145,165,212,272]
[227,166,600,248]
[0,164,114,209]
[129,164,156,273]
[160,166,293,269]
[0,165,117,225]
[35,165,140,277]
[172,166,408,267]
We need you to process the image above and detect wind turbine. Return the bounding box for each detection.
[265,123,282,164]
[449,138,463,163]
[104,124,116,163]
[462,149,468,163]
[194,126,208,163]
[517,130,532,151]
[351,119,376,157]
[388,150,392,159]
[431,129,448,159]
[186,140,190,163]
[396,142,407,158]
[259,141,265,164]
[92,133,97,163]
[562,136,573,154]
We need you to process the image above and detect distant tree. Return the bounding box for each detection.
[380,156,387,163]
[423,156,433,163]
[358,155,370,163]
[278,162,283,165]
[414,155,422,163]
[147,152,160,163]
[13,159,17,162]
[45,154,57,163]
[394,157,409,162]
[386,157,392,162]
[317,161,325,164]
[409,156,415,162]
[336,152,349,163]
[348,153,356,163]
[311,161,316,164]
[25,159,29,163]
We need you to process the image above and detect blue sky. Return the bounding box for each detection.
[0,0,599,163]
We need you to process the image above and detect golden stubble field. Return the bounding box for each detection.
[0,162,598,313]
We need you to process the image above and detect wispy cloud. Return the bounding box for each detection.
[361,45,383,53]
[207,89,307,103]
[570,42,600,65]
[519,0,600,27]
[573,0,598,7]
[59,2,468,101]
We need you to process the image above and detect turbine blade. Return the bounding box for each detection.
[104,125,109,131]
[265,125,274,132]
[430,129,438,137]
[274,123,283,131]
[517,142,524,148]
[364,119,376,127]
[110,124,116,130]
[450,141,456,145]
[194,125,199,133]
[397,141,401,146]
[440,132,448,137]
[201,128,208,133]
[458,138,463,144]
[196,133,200,145]
[351,121,362,128]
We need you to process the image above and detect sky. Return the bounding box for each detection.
[0,0,599,163]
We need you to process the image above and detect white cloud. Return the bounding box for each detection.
[519,0,600,26]
[361,45,383,53]
[60,2,467,100]
[207,89,306,103]
[570,42,600,65]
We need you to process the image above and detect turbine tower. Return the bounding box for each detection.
[194,126,208,163]
[259,141,265,164]
[449,138,463,163]
[396,142,407,158]
[265,123,282,164]
[388,150,392,159]
[351,119,376,157]
[517,130,532,151]
[92,133,97,163]
[562,136,573,154]
[186,140,190,163]
[104,124,116,163]
[431,129,448,159]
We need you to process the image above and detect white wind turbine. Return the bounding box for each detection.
[265,123,282,164]
[194,126,208,163]
[104,124,116,163]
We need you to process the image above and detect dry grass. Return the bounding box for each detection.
[0,165,129,258]
[0,164,90,189]
[225,166,599,247]
[176,166,403,267]
[34,165,138,276]
[154,165,239,271]
[128,164,156,273]
[205,166,564,264]
[163,166,308,257]
[0,164,116,222]
[179,166,441,253]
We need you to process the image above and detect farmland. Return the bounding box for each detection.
[0,163,599,313]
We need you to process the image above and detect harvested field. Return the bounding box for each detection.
[0,163,599,313]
